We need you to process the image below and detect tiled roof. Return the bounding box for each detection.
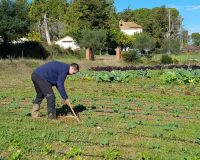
[119,20,142,29]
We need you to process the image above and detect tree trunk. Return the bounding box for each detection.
[115,47,122,61]
[86,48,94,60]
[43,14,51,45]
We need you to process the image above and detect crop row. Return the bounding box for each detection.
[69,69,200,83]
[90,65,200,71]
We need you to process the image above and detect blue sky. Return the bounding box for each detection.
[114,0,200,34]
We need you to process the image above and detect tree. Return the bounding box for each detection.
[79,29,107,49]
[0,0,29,43]
[78,29,107,59]
[180,29,189,46]
[65,0,117,41]
[191,33,200,46]
[28,0,69,43]
[28,0,46,22]
[133,32,155,56]
[160,37,180,54]
[45,0,69,39]
[28,0,47,42]
[76,0,116,29]
[111,29,135,50]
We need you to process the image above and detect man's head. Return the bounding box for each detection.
[69,63,79,75]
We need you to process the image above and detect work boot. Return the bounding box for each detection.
[48,111,56,119]
[31,104,40,118]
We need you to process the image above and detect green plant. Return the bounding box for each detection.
[100,138,109,146]
[145,106,153,115]
[65,146,82,158]
[58,134,69,143]
[104,149,121,160]
[160,38,181,54]
[85,117,98,127]
[42,144,53,155]
[140,152,152,160]
[161,54,173,64]
[170,108,180,117]
[196,134,200,144]
[164,122,179,131]
[154,132,164,138]
[127,121,137,130]
[133,32,155,56]
[184,102,194,110]
[9,150,22,160]
[122,50,140,62]
[135,102,143,108]
[197,113,200,120]
[136,120,144,125]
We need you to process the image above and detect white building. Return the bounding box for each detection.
[12,37,28,44]
[119,20,142,36]
[55,36,80,50]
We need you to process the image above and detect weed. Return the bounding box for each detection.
[9,150,22,160]
[103,148,121,160]
[127,121,137,130]
[42,144,53,155]
[100,138,109,146]
[170,108,180,117]
[163,122,179,131]
[65,146,82,158]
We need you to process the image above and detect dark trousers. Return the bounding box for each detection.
[31,72,56,119]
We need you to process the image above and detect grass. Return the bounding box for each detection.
[151,52,200,65]
[0,57,200,160]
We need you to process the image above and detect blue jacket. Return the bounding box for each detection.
[34,61,70,99]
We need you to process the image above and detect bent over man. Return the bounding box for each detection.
[31,61,79,119]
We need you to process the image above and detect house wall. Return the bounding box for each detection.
[121,28,142,36]
[55,40,80,50]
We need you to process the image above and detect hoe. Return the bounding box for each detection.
[67,103,80,123]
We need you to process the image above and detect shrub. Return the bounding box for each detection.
[0,41,48,59]
[122,50,140,62]
[161,54,173,64]
[46,44,84,59]
[46,44,65,57]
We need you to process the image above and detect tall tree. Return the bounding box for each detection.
[77,0,116,29]
[64,0,117,51]
[65,0,116,38]
[28,0,46,22]
[0,0,29,43]
[46,0,68,20]
[28,0,69,43]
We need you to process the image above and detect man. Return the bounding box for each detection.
[31,61,79,119]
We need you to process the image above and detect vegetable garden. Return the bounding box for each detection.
[0,62,200,160]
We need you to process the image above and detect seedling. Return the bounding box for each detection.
[42,144,53,155]
[65,146,82,158]
[9,150,22,160]
[127,121,137,130]
[104,148,121,160]
[100,138,109,146]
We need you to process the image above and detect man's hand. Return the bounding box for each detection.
[63,99,72,108]
[63,99,80,123]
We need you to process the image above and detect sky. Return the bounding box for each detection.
[114,0,200,34]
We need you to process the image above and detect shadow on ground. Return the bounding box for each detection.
[56,104,87,117]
